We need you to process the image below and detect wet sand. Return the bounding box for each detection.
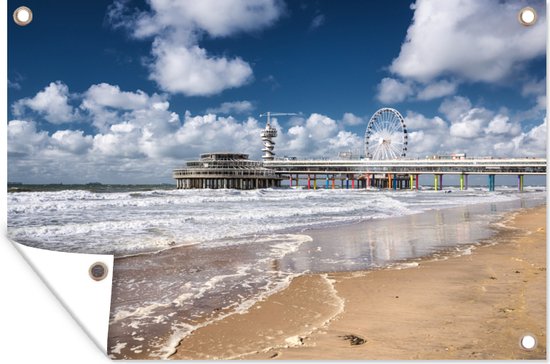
[171,205,546,360]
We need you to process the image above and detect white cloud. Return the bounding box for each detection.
[376,78,414,104]
[438,96,472,122]
[275,113,362,158]
[108,0,284,96]
[416,80,457,101]
[8,82,546,183]
[12,81,79,124]
[8,120,49,157]
[149,42,253,96]
[449,108,492,139]
[390,0,546,83]
[484,114,521,136]
[341,112,363,126]
[125,0,283,39]
[405,111,446,130]
[83,83,165,110]
[81,83,174,132]
[51,130,93,154]
[206,100,254,115]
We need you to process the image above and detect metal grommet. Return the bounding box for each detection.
[518,7,537,26]
[89,262,108,281]
[519,333,537,351]
[13,6,33,26]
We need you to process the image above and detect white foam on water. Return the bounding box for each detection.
[8,188,544,256]
[392,261,420,270]
[153,271,302,359]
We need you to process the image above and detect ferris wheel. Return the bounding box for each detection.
[364,108,408,159]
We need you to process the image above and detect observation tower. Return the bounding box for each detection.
[260,112,297,161]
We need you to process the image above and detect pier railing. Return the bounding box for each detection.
[263,158,546,175]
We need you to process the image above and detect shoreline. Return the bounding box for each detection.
[170,204,546,360]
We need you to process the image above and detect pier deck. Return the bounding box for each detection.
[174,156,545,191]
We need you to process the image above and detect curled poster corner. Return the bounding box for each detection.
[11,241,113,355]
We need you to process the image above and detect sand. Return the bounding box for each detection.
[170,204,546,360]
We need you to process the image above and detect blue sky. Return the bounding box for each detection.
[8,0,547,183]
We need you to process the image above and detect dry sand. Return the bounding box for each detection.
[171,205,546,360]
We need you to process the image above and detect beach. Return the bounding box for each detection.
[171,204,546,360]
[8,187,545,359]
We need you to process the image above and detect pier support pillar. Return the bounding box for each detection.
[332,176,335,189]
[366,174,371,189]
[313,177,317,190]
[325,177,329,189]
[351,178,355,189]
[345,177,349,189]
[434,175,439,191]
[307,175,311,190]
[488,174,495,191]
[387,174,392,190]
[518,174,524,192]
[289,175,292,187]
[409,175,414,190]
[460,174,464,190]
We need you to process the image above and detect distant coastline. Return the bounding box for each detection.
[7,183,175,193]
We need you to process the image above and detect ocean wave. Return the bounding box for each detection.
[7,188,545,255]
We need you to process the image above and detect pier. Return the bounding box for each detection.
[263,157,546,191]
[173,108,546,191]
[174,155,545,191]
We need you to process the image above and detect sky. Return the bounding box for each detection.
[7,0,547,184]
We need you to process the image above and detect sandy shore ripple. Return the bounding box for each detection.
[170,205,546,360]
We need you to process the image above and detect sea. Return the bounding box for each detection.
[7,184,546,359]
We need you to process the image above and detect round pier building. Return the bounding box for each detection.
[173,153,282,190]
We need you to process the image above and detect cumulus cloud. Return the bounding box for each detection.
[8,120,49,157]
[81,83,172,132]
[405,111,446,130]
[416,80,457,101]
[8,82,545,183]
[12,81,79,124]
[375,1,546,104]
[438,96,472,122]
[148,42,253,96]
[83,83,165,110]
[376,77,414,104]
[390,0,546,83]
[206,100,254,115]
[449,108,491,139]
[341,112,364,126]
[108,0,284,96]
[51,130,93,154]
[274,113,363,158]
[403,97,540,157]
[484,114,521,136]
